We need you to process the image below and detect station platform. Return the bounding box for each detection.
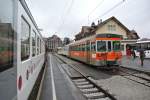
[40,54,86,100]
[121,56,150,73]
[0,67,16,100]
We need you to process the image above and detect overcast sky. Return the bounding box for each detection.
[26,0,150,39]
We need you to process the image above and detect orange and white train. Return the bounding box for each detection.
[58,33,122,67]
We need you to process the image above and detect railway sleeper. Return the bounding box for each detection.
[88,97,111,100]
[75,81,90,85]
[84,92,105,99]
[81,88,99,94]
[77,84,94,89]
[72,78,87,82]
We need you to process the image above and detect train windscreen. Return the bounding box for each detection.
[113,41,121,51]
[97,41,106,52]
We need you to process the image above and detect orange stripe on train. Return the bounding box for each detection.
[96,38,121,40]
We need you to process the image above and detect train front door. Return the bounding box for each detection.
[86,40,91,64]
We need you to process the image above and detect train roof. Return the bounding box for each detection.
[69,33,122,46]
[19,0,44,41]
[68,35,95,46]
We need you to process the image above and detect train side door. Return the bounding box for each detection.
[86,40,91,64]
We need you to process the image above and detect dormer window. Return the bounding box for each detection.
[108,24,116,31]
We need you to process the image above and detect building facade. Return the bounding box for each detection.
[63,37,70,45]
[46,35,63,52]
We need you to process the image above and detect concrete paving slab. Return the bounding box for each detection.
[123,75,148,84]
[134,73,150,80]
[96,75,150,100]
[121,56,150,73]
[61,64,83,78]
[0,67,16,100]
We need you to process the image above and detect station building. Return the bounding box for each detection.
[75,16,139,55]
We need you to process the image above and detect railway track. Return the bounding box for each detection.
[118,67,150,87]
[55,54,117,100]
[56,54,150,88]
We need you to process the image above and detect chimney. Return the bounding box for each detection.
[91,22,95,27]
[98,19,102,25]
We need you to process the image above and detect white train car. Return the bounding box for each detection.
[57,47,63,55]
[0,0,45,100]
[57,45,69,56]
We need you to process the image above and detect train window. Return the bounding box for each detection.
[77,45,79,51]
[86,44,90,51]
[32,30,36,56]
[148,43,150,50]
[21,17,30,61]
[82,44,85,51]
[73,46,74,51]
[76,45,78,51]
[41,40,42,53]
[41,42,43,53]
[37,36,39,55]
[75,45,77,51]
[0,23,14,71]
[91,42,96,51]
[108,41,111,51]
[97,41,106,52]
[79,45,82,51]
[84,44,86,51]
[113,41,121,51]
[40,39,41,53]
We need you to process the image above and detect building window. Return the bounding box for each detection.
[21,17,30,61]
[108,24,116,31]
[32,30,36,56]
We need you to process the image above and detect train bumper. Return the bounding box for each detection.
[95,60,106,66]
[95,60,120,67]
[107,61,117,65]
